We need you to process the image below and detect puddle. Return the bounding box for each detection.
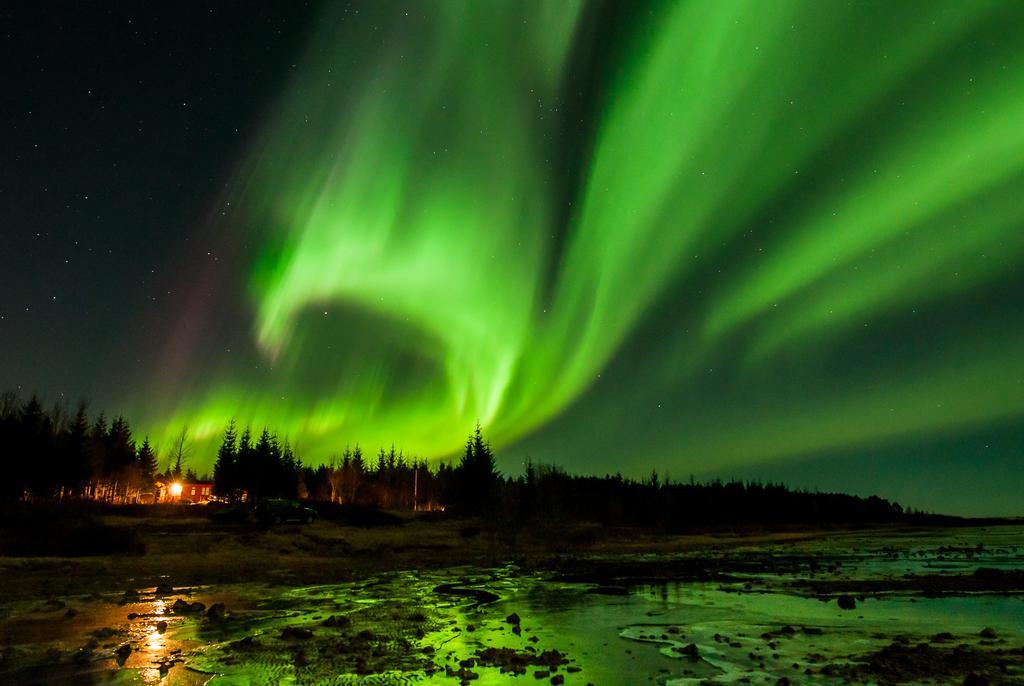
[2,526,1022,684]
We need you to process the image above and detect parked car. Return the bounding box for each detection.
[256,499,317,525]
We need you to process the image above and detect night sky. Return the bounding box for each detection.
[3,1,1023,515]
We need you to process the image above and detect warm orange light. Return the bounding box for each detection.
[169,482,183,497]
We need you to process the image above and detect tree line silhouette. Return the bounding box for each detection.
[1,392,164,503]
[211,420,498,512]
[1,391,906,525]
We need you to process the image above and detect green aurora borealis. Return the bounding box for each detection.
[9,1,1024,513]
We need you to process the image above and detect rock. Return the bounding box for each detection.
[154,582,174,595]
[321,615,351,628]
[63,608,78,619]
[280,626,313,641]
[205,603,226,621]
[837,595,857,610]
[534,671,550,679]
[778,679,791,686]
[171,599,205,615]
[678,643,699,657]
[156,658,177,676]
[979,627,997,639]
[538,649,568,668]
[551,676,565,685]
[445,664,480,684]
[802,627,823,635]
[114,643,132,665]
[226,636,259,651]
[156,621,168,633]
[506,613,521,625]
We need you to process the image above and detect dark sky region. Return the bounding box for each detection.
[2,1,1023,516]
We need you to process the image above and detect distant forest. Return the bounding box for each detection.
[0,391,908,526]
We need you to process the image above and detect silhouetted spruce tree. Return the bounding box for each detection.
[61,402,91,498]
[137,437,158,487]
[236,427,254,498]
[212,420,238,500]
[87,413,108,499]
[20,396,52,499]
[455,423,499,513]
[281,441,300,499]
[350,444,365,503]
[0,392,22,499]
[107,416,137,501]
[249,428,276,502]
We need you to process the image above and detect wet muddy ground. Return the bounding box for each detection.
[1,525,1022,685]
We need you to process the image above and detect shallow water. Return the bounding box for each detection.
[2,526,1022,685]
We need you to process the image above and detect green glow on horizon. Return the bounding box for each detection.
[144,1,1024,472]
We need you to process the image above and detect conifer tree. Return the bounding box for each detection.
[212,419,238,499]
[456,423,499,513]
[137,437,158,486]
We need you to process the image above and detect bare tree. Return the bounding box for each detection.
[0,390,20,421]
[169,426,193,479]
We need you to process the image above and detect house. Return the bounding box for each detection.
[161,481,214,504]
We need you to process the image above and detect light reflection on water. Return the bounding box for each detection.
[0,527,1021,684]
